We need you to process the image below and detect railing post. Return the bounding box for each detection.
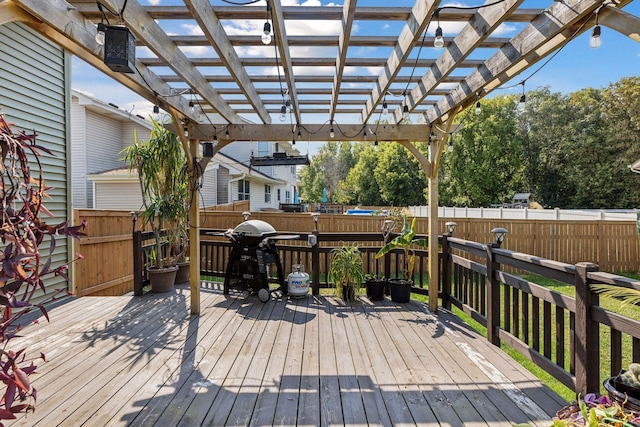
[133,230,143,296]
[575,262,600,396]
[486,242,501,346]
[311,230,320,296]
[441,233,452,310]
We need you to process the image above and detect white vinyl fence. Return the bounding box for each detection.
[408,206,638,221]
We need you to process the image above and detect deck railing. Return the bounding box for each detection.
[198,229,432,293]
[440,233,640,397]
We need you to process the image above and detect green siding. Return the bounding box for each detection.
[0,23,70,303]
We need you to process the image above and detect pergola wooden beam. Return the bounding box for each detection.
[184,0,271,123]
[360,0,437,124]
[329,0,357,122]
[187,123,432,143]
[392,0,523,124]
[599,6,640,43]
[74,5,543,22]
[92,0,240,123]
[269,0,301,125]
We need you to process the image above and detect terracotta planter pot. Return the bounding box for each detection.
[147,265,178,293]
[175,262,190,285]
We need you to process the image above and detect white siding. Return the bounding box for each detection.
[94,182,144,210]
[71,97,87,208]
[0,23,69,302]
[200,167,217,207]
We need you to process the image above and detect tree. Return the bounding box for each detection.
[440,95,526,207]
[299,142,355,203]
[343,143,384,205]
[374,142,427,206]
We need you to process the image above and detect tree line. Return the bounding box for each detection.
[299,77,640,209]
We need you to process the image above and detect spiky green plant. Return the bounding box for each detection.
[375,215,427,280]
[328,245,365,301]
[590,284,640,307]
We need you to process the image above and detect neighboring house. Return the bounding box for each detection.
[83,110,301,212]
[71,89,152,208]
[87,151,288,212]
[0,23,71,301]
[220,140,300,210]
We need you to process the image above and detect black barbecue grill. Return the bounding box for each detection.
[221,220,298,302]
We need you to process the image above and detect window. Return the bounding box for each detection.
[285,190,291,203]
[277,188,281,201]
[257,141,269,156]
[265,185,271,203]
[238,179,250,200]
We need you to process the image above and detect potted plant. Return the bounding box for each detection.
[328,245,365,303]
[365,274,386,301]
[375,215,427,303]
[122,117,188,292]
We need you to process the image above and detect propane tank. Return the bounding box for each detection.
[287,264,310,297]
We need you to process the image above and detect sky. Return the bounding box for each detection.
[72,0,640,156]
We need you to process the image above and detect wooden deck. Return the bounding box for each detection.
[9,282,566,426]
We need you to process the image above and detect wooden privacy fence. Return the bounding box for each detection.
[440,233,640,397]
[72,209,640,297]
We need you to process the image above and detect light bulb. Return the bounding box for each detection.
[95,31,105,46]
[189,100,195,114]
[153,105,159,114]
[95,23,106,45]
[279,105,287,122]
[374,140,378,150]
[329,127,335,138]
[285,100,291,113]
[262,22,272,45]
[475,101,481,115]
[183,126,189,138]
[382,102,388,116]
[402,105,410,121]
[434,27,444,49]
[517,94,526,113]
[447,144,453,153]
[590,25,601,49]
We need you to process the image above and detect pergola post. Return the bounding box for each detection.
[189,137,201,315]
[428,161,439,312]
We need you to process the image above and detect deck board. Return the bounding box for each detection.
[8,283,565,426]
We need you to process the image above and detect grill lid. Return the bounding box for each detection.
[232,220,277,238]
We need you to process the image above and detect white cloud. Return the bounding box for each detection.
[146,0,161,5]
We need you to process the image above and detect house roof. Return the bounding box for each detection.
[88,153,283,185]
[72,89,153,129]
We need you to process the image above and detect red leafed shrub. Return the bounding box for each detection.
[0,112,85,423]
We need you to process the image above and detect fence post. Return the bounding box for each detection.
[574,262,600,396]
[133,230,143,296]
[486,242,501,346]
[311,230,320,296]
[441,233,452,310]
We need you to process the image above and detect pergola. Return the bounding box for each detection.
[3,0,639,314]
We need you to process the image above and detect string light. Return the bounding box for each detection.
[433,10,444,49]
[279,105,287,122]
[590,25,601,48]
[374,140,378,150]
[95,22,106,45]
[382,100,388,116]
[329,121,335,139]
[517,82,526,113]
[402,105,410,121]
[475,101,481,115]
[262,22,272,45]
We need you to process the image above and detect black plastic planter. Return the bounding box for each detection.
[365,278,385,301]
[388,278,412,303]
